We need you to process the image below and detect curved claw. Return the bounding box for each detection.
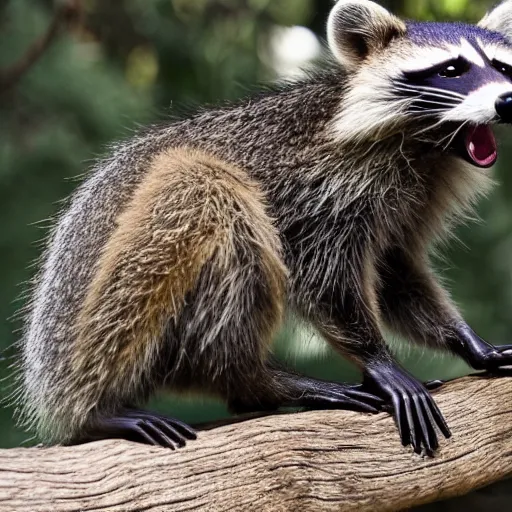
[299,391,381,414]
[424,379,445,391]
[140,420,177,449]
[419,394,439,454]
[124,409,197,441]
[412,395,430,455]
[364,361,450,456]
[490,345,512,370]
[83,409,197,449]
[391,391,408,447]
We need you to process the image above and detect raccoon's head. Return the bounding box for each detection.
[328,0,512,168]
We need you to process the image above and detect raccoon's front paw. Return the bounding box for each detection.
[363,361,451,457]
[453,323,512,371]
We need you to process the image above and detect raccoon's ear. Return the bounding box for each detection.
[327,0,406,70]
[479,0,512,41]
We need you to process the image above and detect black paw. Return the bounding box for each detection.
[364,362,451,456]
[318,382,386,413]
[470,345,512,371]
[86,409,197,449]
[284,378,385,414]
[230,378,385,415]
[454,324,512,371]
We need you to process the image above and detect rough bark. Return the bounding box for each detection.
[1,376,511,512]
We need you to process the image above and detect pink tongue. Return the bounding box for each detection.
[465,125,497,168]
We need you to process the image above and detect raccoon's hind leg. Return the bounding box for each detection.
[62,148,241,449]
[64,148,381,450]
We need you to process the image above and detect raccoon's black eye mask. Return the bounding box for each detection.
[403,56,471,81]
[402,55,512,88]
[492,59,512,80]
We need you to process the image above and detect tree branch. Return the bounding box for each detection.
[1,376,511,511]
[0,0,82,93]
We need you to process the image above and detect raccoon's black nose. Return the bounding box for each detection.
[495,92,512,123]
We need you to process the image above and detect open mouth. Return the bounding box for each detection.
[455,125,498,168]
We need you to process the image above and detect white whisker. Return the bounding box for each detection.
[415,95,459,105]
[441,121,469,150]
[399,83,467,98]
[410,104,456,113]
[416,101,460,108]
[394,90,462,105]
[410,108,451,114]
[396,83,466,99]
[411,117,447,138]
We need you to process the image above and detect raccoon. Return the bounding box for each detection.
[16,0,512,456]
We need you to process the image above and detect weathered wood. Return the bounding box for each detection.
[1,376,511,511]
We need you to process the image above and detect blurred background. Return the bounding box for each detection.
[1,0,511,508]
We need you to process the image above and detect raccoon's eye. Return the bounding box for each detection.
[493,59,512,79]
[438,58,470,79]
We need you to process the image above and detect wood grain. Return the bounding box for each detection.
[1,376,511,511]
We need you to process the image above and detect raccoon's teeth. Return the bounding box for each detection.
[465,125,497,168]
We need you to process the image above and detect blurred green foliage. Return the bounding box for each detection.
[0,0,510,475]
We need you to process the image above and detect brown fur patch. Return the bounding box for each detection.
[69,147,283,421]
